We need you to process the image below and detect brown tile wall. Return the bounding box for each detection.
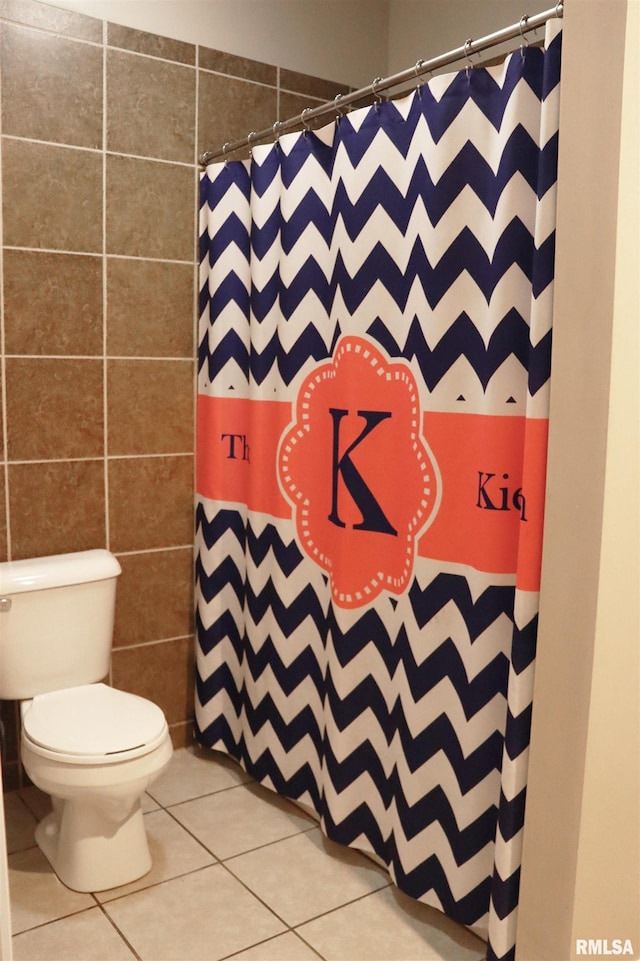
[0,0,350,790]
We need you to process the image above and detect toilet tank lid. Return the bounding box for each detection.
[0,550,121,595]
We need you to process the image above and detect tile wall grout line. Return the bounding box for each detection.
[196,66,278,91]
[102,17,110,565]
[1,245,102,258]
[2,132,196,170]
[0,85,12,562]
[107,356,195,362]
[104,41,196,73]
[198,65,337,101]
[5,453,194,465]
[0,15,104,48]
[1,10,334,101]
[6,456,104,466]
[1,15,195,77]
[2,245,194,266]
[113,634,194,652]
[5,353,104,360]
[193,45,200,567]
[1,132,102,156]
[105,251,194,265]
[106,452,195,460]
[4,355,194,362]
[114,545,193,556]
[104,147,195,169]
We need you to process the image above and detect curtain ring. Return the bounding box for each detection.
[464,39,474,79]
[300,107,313,135]
[519,15,529,58]
[371,76,383,111]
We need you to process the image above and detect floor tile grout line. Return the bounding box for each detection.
[87,851,144,960]
[96,855,330,961]
[220,928,327,961]
[216,850,393,932]
[8,820,479,960]
[141,804,223,868]
[215,857,295,929]
[146,781,251,808]
[148,767,389,886]
[154,783,322,867]
[7,749,487,959]
[158,792,321,858]
[154,773,417,935]
[96,900,143,961]
[146,785,398,937]
[86,785,382,933]
[95,859,220,909]
[10,903,100,941]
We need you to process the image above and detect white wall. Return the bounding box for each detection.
[44,0,563,88]
[388,0,556,73]
[40,0,389,88]
[566,0,639,947]
[517,1,640,957]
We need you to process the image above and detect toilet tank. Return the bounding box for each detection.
[0,550,121,700]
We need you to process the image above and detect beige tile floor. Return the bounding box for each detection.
[4,745,487,961]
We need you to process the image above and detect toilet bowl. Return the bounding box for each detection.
[20,683,173,893]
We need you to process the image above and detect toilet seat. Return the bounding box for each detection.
[21,683,169,764]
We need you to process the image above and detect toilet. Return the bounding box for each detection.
[0,549,173,893]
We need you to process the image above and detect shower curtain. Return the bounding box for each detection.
[196,21,561,961]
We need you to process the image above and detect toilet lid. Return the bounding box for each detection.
[22,683,167,757]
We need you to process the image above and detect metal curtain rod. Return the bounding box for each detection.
[199,1,563,166]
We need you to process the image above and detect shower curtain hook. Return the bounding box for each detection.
[555,0,563,16]
[414,58,427,97]
[273,120,283,149]
[371,76,384,111]
[301,107,313,136]
[519,15,530,58]
[247,131,257,158]
[464,39,474,79]
[334,93,346,123]
[222,141,231,164]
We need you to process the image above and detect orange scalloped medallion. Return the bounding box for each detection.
[277,336,441,608]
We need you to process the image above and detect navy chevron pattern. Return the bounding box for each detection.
[201,218,547,327]
[371,309,553,396]
[196,22,561,961]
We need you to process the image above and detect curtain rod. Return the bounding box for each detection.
[199,1,563,166]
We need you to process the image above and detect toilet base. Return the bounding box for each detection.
[35,795,152,892]
[21,727,173,893]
